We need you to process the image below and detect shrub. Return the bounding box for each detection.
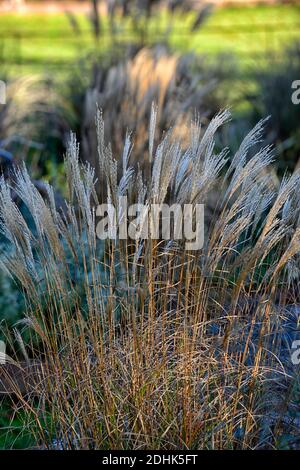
[247,43,300,175]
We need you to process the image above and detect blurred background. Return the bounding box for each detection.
[0,0,299,181]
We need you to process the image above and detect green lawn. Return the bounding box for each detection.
[0,4,299,77]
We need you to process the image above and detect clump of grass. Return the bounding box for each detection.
[80,46,225,186]
[0,75,69,179]
[0,108,299,449]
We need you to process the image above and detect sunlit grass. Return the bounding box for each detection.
[1,107,299,449]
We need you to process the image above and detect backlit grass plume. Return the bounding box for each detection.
[81,46,223,185]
